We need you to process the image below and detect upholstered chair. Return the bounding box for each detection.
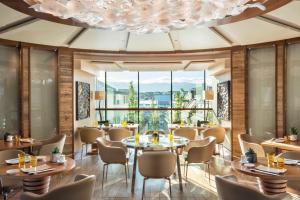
[174,127,196,141]
[80,127,104,159]
[0,150,23,200]
[138,151,176,200]
[278,151,300,195]
[108,128,131,141]
[19,174,96,200]
[37,134,66,156]
[96,137,128,188]
[238,134,266,157]
[202,126,226,157]
[184,136,216,181]
[215,175,289,200]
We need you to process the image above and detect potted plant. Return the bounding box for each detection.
[289,127,298,141]
[51,147,61,162]
[245,148,257,163]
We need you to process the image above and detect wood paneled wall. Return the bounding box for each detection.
[57,48,74,156]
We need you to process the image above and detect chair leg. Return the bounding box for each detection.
[207,163,211,183]
[124,164,128,186]
[102,164,107,189]
[167,177,172,197]
[221,144,225,158]
[185,163,189,181]
[81,144,84,160]
[86,144,88,156]
[142,178,146,200]
[105,164,109,181]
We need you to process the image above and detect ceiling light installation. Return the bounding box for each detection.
[24,0,265,33]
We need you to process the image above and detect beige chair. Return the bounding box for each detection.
[37,134,66,155]
[19,174,96,200]
[138,151,176,200]
[0,150,23,200]
[278,151,300,195]
[184,136,216,181]
[80,127,104,159]
[238,134,265,157]
[215,175,289,200]
[96,137,128,188]
[108,128,131,141]
[174,127,196,141]
[202,126,226,157]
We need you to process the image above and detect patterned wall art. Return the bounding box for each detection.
[76,81,90,120]
[217,81,231,121]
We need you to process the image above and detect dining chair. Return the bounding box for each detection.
[0,150,24,200]
[238,134,265,157]
[37,134,66,156]
[138,151,176,200]
[80,127,104,159]
[19,174,96,200]
[278,151,300,195]
[96,137,128,188]
[174,127,196,141]
[108,128,131,141]
[202,126,226,157]
[215,175,289,200]
[183,136,216,182]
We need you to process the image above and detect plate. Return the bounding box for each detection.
[6,169,20,175]
[274,138,285,143]
[5,158,30,165]
[57,160,66,165]
[285,159,299,165]
[244,163,255,168]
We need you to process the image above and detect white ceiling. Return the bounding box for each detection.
[0,1,300,51]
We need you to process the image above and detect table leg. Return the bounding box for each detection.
[176,148,183,191]
[131,148,138,194]
[258,178,287,195]
[23,176,51,194]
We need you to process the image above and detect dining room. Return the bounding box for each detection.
[0,0,300,200]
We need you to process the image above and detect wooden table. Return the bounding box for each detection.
[122,135,189,193]
[261,139,300,152]
[0,157,75,194]
[231,158,300,194]
[0,140,42,151]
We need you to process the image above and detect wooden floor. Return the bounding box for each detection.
[8,153,300,200]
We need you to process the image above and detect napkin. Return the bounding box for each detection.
[255,165,287,174]
[21,164,50,173]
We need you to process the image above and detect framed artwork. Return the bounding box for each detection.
[217,81,231,121]
[76,81,90,120]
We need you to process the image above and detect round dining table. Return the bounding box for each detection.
[122,134,189,193]
[0,157,75,194]
[231,158,300,195]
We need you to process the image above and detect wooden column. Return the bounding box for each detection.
[231,47,247,159]
[57,48,74,156]
[275,42,286,138]
[20,45,30,138]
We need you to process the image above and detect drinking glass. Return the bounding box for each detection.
[276,156,285,169]
[18,152,26,168]
[267,152,275,167]
[135,133,140,145]
[30,155,38,168]
[15,135,20,144]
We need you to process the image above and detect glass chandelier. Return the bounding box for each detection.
[24,0,265,34]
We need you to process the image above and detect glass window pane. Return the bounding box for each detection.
[0,45,19,135]
[139,110,170,133]
[31,49,57,140]
[287,43,300,132]
[248,47,275,140]
[96,71,106,121]
[107,110,138,124]
[139,72,171,108]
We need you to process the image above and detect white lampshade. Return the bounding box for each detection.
[94,91,105,100]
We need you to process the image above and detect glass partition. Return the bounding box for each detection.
[286,43,300,132]
[30,49,57,140]
[248,47,276,140]
[0,45,19,136]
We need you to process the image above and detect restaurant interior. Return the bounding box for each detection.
[0,0,300,199]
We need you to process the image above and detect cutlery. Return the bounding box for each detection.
[28,168,54,175]
[250,169,280,176]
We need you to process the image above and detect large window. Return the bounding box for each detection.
[96,70,215,133]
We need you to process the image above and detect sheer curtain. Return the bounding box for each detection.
[30,49,57,140]
[0,45,19,137]
[248,47,275,140]
[286,43,300,132]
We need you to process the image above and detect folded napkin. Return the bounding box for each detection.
[255,165,287,174]
[285,159,299,165]
[20,138,34,143]
[21,164,50,173]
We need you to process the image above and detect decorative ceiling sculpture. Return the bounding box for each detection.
[24,0,266,33]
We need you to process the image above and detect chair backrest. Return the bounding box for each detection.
[138,151,176,178]
[38,134,66,155]
[202,126,225,144]
[174,127,196,141]
[108,128,131,141]
[80,127,104,143]
[96,137,126,164]
[19,174,96,200]
[187,136,216,163]
[215,175,285,200]
[238,134,265,157]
